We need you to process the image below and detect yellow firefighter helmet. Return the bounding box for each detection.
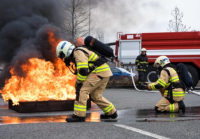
[154,56,170,68]
[56,41,75,58]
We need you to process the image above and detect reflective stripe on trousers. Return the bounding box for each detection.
[103,103,114,113]
[169,103,175,112]
[74,104,87,112]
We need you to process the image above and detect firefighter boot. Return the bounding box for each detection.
[100,111,118,119]
[66,114,85,122]
[178,101,186,114]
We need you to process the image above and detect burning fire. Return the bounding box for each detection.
[76,37,84,46]
[0,32,76,105]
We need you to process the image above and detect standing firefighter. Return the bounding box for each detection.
[135,48,148,89]
[56,38,117,122]
[144,56,186,113]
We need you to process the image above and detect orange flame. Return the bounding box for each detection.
[76,37,84,46]
[47,32,62,52]
[0,32,76,105]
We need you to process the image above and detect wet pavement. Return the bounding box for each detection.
[1,89,200,139]
[1,102,200,125]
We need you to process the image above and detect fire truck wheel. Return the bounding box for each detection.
[185,64,199,88]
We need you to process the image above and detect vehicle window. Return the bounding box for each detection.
[118,68,130,73]
[111,68,121,73]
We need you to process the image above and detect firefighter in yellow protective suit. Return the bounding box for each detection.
[56,41,117,122]
[144,56,186,113]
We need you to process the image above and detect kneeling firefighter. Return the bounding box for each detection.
[144,56,186,113]
[56,36,117,122]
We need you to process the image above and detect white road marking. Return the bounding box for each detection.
[189,90,200,96]
[114,124,170,139]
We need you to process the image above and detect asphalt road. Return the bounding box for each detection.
[0,88,200,139]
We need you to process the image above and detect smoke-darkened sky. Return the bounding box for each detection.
[0,0,65,85]
[0,0,199,72]
[91,0,200,42]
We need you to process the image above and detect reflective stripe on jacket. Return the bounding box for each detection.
[74,47,112,82]
[135,54,148,71]
[148,67,185,98]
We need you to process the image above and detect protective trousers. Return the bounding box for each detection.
[138,71,146,88]
[74,74,116,117]
[155,97,180,112]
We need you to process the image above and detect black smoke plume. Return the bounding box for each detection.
[0,0,65,86]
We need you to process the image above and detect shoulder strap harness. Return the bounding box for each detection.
[75,47,106,71]
[163,68,185,104]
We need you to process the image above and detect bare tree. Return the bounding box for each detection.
[96,28,105,42]
[63,0,90,40]
[168,6,191,32]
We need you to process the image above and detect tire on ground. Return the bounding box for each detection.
[185,64,199,88]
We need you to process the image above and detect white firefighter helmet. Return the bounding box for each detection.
[56,41,75,58]
[154,56,170,68]
[141,48,146,51]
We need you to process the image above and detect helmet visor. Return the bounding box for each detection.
[66,45,75,57]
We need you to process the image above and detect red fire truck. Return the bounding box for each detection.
[114,32,200,87]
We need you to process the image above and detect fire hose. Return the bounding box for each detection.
[130,69,159,93]
[130,68,200,96]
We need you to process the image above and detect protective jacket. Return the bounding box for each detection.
[72,46,116,117]
[148,67,185,101]
[148,67,185,112]
[74,46,112,83]
[135,54,148,72]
